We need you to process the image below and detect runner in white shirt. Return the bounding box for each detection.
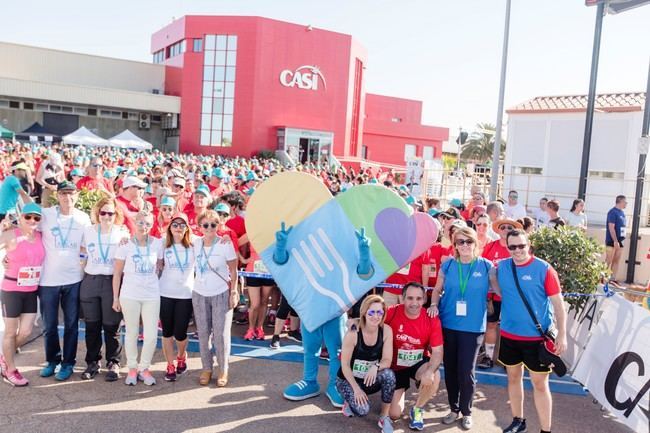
[566,199,587,231]
[38,180,91,382]
[112,210,163,386]
[192,207,238,388]
[503,191,527,220]
[79,197,129,382]
[158,212,196,382]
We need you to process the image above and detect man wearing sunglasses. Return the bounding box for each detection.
[494,229,566,433]
[76,157,113,193]
[503,190,527,221]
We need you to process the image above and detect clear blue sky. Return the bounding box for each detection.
[3,0,649,135]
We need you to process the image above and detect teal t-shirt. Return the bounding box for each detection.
[0,175,22,214]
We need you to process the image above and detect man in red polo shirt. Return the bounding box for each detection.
[116,176,147,234]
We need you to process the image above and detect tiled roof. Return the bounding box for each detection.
[507,92,645,113]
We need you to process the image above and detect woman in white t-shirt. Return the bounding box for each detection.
[80,197,129,382]
[567,199,588,231]
[192,208,238,387]
[159,212,195,382]
[112,210,163,386]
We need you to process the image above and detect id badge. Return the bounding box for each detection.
[456,301,467,316]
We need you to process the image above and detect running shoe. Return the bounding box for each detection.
[269,335,280,350]
[243,328,255,341]
[319,346,330,361]
[476,355,494,370]
[342,402,354,417]
[442,411,461,425]
[138,369,156,386]
[326,383,344,408]
[503,417,527,433]
[4,369,28,387]
[81,361,100,380]
[283,380,320,401]
[40,361,58,378]
[254,327,265,340]
[164,363,177,382]
[461,415,473,430]
[287,330,302,343]
[409,406,424,431]
[55,364,74,381]
[176,356,187,375]
[125,368,138,386]
[378,415,394,433]
[105,362,120,382]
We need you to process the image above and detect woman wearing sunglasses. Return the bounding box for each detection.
[192,207,238,387]
[0,203,45,386]
[428,227,496,430]
[151,196,176,239]
[336,294,396,433]
[112,209,163,386]
[474,214,491,252]
[79,197,129,381]
[159,212,195,382]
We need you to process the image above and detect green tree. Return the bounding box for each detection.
[460,122,506,164]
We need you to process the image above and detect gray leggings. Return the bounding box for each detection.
[192,291,233,373]
[335,368,396,416]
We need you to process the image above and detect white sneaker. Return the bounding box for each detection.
[461,415,473,430]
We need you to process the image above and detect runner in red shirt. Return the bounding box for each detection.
[384,254,429,306]
[185,185,211,234]
[384,283,443,429]
[116,176,147,235]
[76,157,113,193]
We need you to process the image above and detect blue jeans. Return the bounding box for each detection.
[38,282,81,366]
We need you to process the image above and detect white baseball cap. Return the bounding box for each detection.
[123,176,147,189]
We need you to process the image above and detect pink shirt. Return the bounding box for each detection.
[2,229,46,293]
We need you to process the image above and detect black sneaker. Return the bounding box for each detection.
[477,355,494,370]
[105,362,120,382]
[503,417,527,433]
[270,335,280,350]
[287,330,302,343]
[81,361,100,380]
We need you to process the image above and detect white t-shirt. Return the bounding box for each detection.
[82,225,129,276]
[193,237,237,297]
[504,203,527,220]
[115,237,163,301]
[566,212,587,228]
[159,242,196,299]
[534,208,550,228]
[40,206,92,286]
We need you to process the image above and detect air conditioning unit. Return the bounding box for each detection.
[139,113,151,129]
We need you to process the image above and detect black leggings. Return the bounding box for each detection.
[335,369,396,416]
[442,328,484,416]
[276,294,297,320]
[159,297,193,341]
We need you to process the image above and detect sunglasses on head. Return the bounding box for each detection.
[455,239,475,246]
[507,244,527,251]
[99,211,115,217]
[23,214,41,222]
[171,222,187,229]
[201,222,218,229]
[367,309,384,317]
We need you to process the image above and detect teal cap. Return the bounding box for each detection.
[214,203,230,215]
[22,202,42,216]
[160,196,176,207]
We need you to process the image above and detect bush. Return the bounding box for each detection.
[256,150,276,160]
[529,226,610,310]
[48,188,110,215]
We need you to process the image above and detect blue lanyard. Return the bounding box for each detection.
[171,243,189,273]
[134,236,150,259]
[55,207,74,249]
[97,226,113,263]
[199,238,217,274]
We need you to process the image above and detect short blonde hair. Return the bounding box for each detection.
[452,227,480,260]
[358,295,387,330]
[91,196,125,226]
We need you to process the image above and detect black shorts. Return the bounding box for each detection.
[606,239,624,248]
[160,297,193,340]
[487,300,501,323]
[246,276,275,287]
[1,290,38,318]
[497,335,551,373]
[394,357,430,390]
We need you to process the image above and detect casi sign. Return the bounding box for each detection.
[279,65,327,91]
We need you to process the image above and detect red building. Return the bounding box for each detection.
[152,16,447,168]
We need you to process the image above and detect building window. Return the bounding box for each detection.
[193,38,203,52]
[391,117,402,123]
[514,166,543,175]
[588,170,623,179]
[200,34,237,147]
[166,40,186,59]
[152,50,165,64]
[23,102,34,110]
[423,146,434,160]
[361,145,369,160]
[9,101,19,109]
[404,144,417,161]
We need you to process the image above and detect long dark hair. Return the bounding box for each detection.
[570,199,584,213]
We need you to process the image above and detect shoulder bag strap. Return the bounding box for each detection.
[510,261,545,338]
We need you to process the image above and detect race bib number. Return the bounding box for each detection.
[397,348,424,367]
[396,263,411,276]
[352,359,372,379]
[17,266,42,286]
[253,260,268,274]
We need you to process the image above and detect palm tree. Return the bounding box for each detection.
[459,123,506,164]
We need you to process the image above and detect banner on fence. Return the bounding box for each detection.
[572,295,650,433]
[562,289,606,372]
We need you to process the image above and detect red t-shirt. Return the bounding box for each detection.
[385,253,427,294]
[116,195,139,235]
[76,176,113,193]
[424,243,453,288]
[482,239,511,302]
[385,304,443,371]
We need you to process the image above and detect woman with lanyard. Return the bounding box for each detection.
[79,197,129,381]
[336,295,396,433]
[151,196,175,239]
[0,203,45,387]
[112,209,163,386]
[192,208,238,387]
[159,212,195,382]
[428,227,496,430]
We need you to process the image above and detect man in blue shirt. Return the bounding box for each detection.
[605,195,627,283]
[0,161,33,222]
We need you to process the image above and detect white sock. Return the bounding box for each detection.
[485,344,495,359]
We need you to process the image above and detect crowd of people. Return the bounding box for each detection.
[0,139,622,433]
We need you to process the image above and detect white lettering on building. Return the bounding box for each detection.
[279,65,326,91]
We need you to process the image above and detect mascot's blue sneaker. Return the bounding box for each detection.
[283,380,320,401]
[326,383,344,408]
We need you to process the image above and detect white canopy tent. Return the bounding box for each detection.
[108,130,153,150]
[63,126,109,147]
